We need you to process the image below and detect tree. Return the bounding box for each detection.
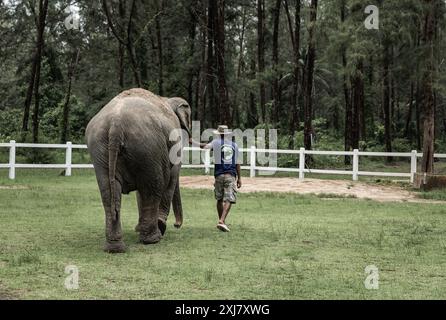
[350,59,364,150]
[257,0,266,123]
[382,41,393,161]
[195,0,208,125]
[421,0,437,174]
[154,0,164,95]
[271,0,282,125]
[22,0,49,141]
[60,49,81,143]
[0,0,445,159]
[303,0,318,151]
[30,0,50,143]
[118,0,125,88]
[102,0,142,87]
[215,0,231,125]
[284,0,301,146]
[206,0,217,126]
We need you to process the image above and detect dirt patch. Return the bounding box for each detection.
[180,176,442,204]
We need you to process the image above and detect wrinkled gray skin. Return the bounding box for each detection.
[86,89,191,253]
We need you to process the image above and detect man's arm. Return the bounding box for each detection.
[189,138,211,149]
[236,164,242,189]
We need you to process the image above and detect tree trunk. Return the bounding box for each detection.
[60,49,81,143]
[215,0,231,125]
[234,6,248,127]
[102,0,141,87]
[257,0,266,123]
[187,4,198,109]
[118,0,125,88]
[126,0,141,87]
[421,0,436,174]
[404,82,414,139]
[32,52,43,144]
[341,0,352,164]
[415,18,422,150]
[247,57,258,128]
[237,7,247,79]
[303,0,318,152]
[415,81,422,149]
[155,0,164,95]
[196,1,207,125]
[207,0,217,126]
[271,0,281,126]
[284,0,301,147]
[359,76,366,140]
[29,0,49,143]
[351,60,364,150]
[382,43,392,162]
[22,0,49,139]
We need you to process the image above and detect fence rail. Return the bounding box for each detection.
[1,140,445,182]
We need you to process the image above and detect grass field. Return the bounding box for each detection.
[1,170,446,300]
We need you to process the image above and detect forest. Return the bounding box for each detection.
[0,0,445,173]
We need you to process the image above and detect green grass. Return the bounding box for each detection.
[1,170,446,300]
[417,189,446,201]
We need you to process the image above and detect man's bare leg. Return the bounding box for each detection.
[217,200,223,220]
[219,201,232,225]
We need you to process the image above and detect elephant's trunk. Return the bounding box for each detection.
[172,181,183,228]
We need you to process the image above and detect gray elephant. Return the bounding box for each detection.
[86,88,191,253]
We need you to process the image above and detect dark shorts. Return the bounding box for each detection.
[214,174,237,203]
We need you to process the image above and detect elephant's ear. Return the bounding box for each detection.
[166,98,192,136]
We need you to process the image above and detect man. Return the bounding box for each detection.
[190,125,242,232]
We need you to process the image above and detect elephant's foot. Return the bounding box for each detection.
[158,217,167,236]
[174,221,182,229]
[139,229,162,245]
[104,240,126,253]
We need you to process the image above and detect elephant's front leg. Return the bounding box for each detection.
[158,164,181,235]
[137,192,162,244]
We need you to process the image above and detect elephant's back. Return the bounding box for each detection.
[117,88,164,105]
[117,88,173,116]
[88,91,172,135]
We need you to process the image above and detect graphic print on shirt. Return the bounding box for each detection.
[221,144,234,162]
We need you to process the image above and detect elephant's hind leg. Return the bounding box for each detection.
[137,192,162,244]
[95,167,126,253]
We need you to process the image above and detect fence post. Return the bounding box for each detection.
[250,146,256,178]
[353,149,359,181]
[410,150,417,183]
[299,148,305,181]
[204,148,211,175]
[8,140,16,180]
[65,141,72,177]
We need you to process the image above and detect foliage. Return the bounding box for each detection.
[0,0,445,168]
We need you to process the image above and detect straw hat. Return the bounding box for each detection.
[213,125,233,135]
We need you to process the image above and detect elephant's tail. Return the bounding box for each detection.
[109,121,123,222]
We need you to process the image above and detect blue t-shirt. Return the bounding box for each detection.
[207,139,239,177]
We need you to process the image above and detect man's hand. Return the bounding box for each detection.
[237,178,242,189]
[190,138,208,149]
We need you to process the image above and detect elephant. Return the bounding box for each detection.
[85,88,191,253]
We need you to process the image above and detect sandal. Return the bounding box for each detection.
[217,223,230,232]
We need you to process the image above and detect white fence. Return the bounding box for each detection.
[1,140,446,182]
